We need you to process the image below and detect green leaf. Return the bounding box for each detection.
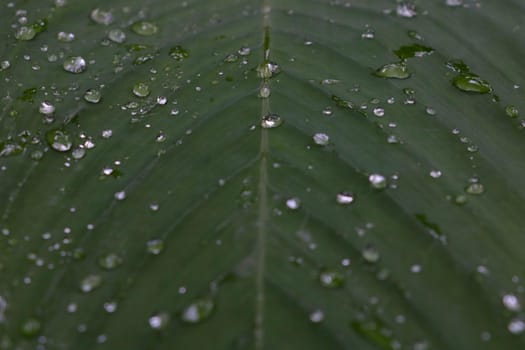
[1,0,525,349]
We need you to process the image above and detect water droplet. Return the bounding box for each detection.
[146,239,164,255]
[361,28,375,39]
[84,89,102,103]
[132,21,158,36]
[133,82,150,97]
[39,101,55,115]
[237,46,251,56]
[503,294,521,312]
[169,45,189,61]
[224,54,238,63]
[157,96,167,105]
[394,44,434,60]
[57,31,75,42]
[505,105,519,118]
[114,191,126,200]
[99,253,122,270]
[259,83,271,98]
[0,60,10,71]
[336,192,355,205]
[261,114,282,129]
[322,107,333,116]
[108,29,126,43]
[104,301,118,313]
[508,318,525,334]
[362,245,380,263]
[425,106,437,116]
[319,270,345,288]
[465,183,484,195]
[181,298,215,324]
[430,170,442,178]
[286,197,301,210]
[313,133,330,146]
[445,0,463,7]
[80,274,103,293]
[72,148,86,160]
[149,312,170,330]
[397,2,417,18]
[257,62,280,79]
[20,318,41,337]
[90,8,114,25]
[373,107,385,117]
[369,174,387,189]
[63,56,87,74]
[46,129,72,152]
[453,74,491,94]
[309,309,325,323]
[374,63,410,79]
[15,26,37,41]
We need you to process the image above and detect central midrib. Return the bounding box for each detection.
[255,1,272,349]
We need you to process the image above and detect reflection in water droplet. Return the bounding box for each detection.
[46,129,72,152]
[336,192,355,205]
[132,21,159,36]
[369,174,386,189]
[149,312,170,330]
[84,89,102,103]
[147,239,164,255]
[63,56,87,73]
[319,270,344,288]
[261,114,282,129]
[90,8,114,25]
[313,133,330,146]
[286,197,301,210]
[80,274,103,293]
[375,63,410,79]
[181,298,215,324]
[99,253,122,270]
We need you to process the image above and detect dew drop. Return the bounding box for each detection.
[132,21,158,36]
[90,8,114,25]
[149,312,170,330]
[505,105,519,118]
[261,114,282,129]
[375,63,410,79]
[309,309,325,323]
[237,46,251,56]
[63,56,87,74]
[104,301,118,313]
[397,2,417,18]
[336,192,355,205]
[430,170,442,178]
[322,107,333,116]
[362,245,380,263]
[465,183,484,195]
[0,60,10,71]
[181,298,215,324]
[508,318,525,334]
[453,74,492,94]
[84,89,102,103]
[361,28,375,39]
[80,274,103,293]
[114,191,126,200]
[147,239,164,255]
[257,62,280,79]
[72,148,86,160]
[108,29,126,43]
[259,83,271,98]
[286,197,301,210]
[425,106,437,116]
[503,294,521,312]
[319,270,345,288]
[133,82,150,97]
[369,174,387,189]
[223,54,238,63]
[46,129,72,152]
[98,253,122,270]
[373,107,385,117]
[15,26,37,41]
[39,101,55,115]
[313,133,330,146]
[445,0,463,6]
[169,46,189,61]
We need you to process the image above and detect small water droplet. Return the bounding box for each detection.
[369,174,386,189]
[362,245,380,263]
[259,83,271,98]
[114,191,126,200]
[505,105,519,118]
[261,114,282,129]
[15,26,37,41]
[397,2,417,18]
[181,298,215,324]
[286,197,301,210]
[375,63,410,79]
[132,21,158,36]
[309,309,325,323]
[430,170,442,178]
[99,253,122,270]
[425,106,437,116]
[149,312,170,330]
[39,101,55,115]
[106,28,126,44]
[169,46,189,61]
[322,106,333,116]
[465,183,484,195]
[445,0,463,7]
[0,60,10,71]
[133,82,150,97]
[508,318,525,334]
[46,129,72,152]
[336,192,355,205]
[90,8,114,25]
[313,133,330,146]
[84,89,102,103]
[361,28,375,39]
[319,270,345,288]
[80,274,103,293]
[20,318,41,337]
[57,31,75,42]
[503,294,521,312]
[237,46,251,56]
[104,301,118,313]
[63,56,87,74]
[71,148,86,160]
[373,107,385,117]
[147,239,164,255]
[257,62,280,79]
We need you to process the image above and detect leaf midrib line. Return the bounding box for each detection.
[255,1,272,348]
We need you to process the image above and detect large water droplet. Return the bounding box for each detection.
[80,274,103,293]
[132,21,158,36]
[99,253,122,270]
[84,89,102,103]
[261,114,282,129]
[319,270,345,288]
[90,8,114,25]
[286,197,301,210]
[313,133,330,146]
[336,192,355,205]
[369,174,387,189]
[133,82,151,97]
[63,56,87,74]
[169,46,190,61]
[397,2,417,18]
[375,63,410,79]
[508,318,525,334]
[46,129,73,152]
[453,74,492,94]
[181,298,215,324]
[15,26,37,41]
